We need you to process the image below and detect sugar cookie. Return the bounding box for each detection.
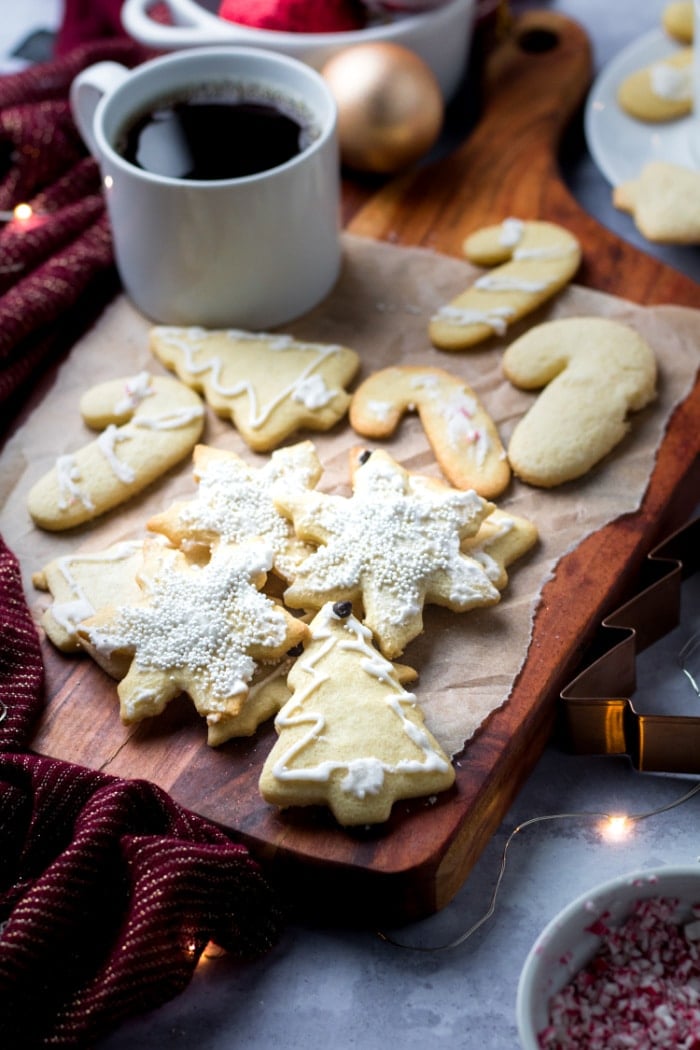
[461,508,538,590]
[206,657,296,746]
[208,638,418,747]
[27,373,205,531]
[149,325,360,452]
[277,448,500,659]
[259,602,454,826]
[503,317,657,488]
[349,365,510,498]
[662,1,694,43]
[617,48,693,122]
[429,219,581,351]
[78,537,309,728]
[613,161,700,244]
[32,540,144,674]
[148,441,323,582]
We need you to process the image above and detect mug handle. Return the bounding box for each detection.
[121,0,256,49]
[69,61,131,158]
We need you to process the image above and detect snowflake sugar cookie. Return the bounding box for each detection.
[276,448,500,658]
[148,441,323,582]
[78,537,309,729]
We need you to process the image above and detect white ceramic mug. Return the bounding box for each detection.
[70,46,341,329]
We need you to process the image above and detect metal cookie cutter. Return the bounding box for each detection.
[561,516,700,773]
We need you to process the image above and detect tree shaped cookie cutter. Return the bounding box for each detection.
[561,515,700,773]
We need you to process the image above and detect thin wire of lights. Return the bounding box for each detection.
[377,778,700,952]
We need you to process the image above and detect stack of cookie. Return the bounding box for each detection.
[28,216,659,826]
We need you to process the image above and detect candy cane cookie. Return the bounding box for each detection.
[349,365,510,498]
[27,373,205,531]
[502,317,657,488]
[149,325,360,451]
[429,219,581,351]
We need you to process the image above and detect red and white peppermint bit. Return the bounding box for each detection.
[539,896,700,1050]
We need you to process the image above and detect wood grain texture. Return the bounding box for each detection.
[31,10,700,925]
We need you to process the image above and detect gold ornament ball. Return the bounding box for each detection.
[321,42,444,175]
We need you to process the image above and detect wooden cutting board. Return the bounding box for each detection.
[32,10,700,925]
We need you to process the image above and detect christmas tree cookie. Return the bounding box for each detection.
[149,325,360,451]
[259,602,455,826]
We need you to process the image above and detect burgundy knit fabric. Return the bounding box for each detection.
[0,39,148,435]
[55,0,131,56]
[0,30,284,1050]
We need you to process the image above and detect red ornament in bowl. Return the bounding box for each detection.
[217,0,368,33]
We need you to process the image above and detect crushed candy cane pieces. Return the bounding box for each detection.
[539,896,700,1050]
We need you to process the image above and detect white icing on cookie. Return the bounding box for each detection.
[432,304,515,332]
[56,455,95,512]
[430,219,581,350]
[113,371,153,415]
[498,217,524,247]
[291,373,334,409]
[279,450,499,657]
[271,604,451,794]
[474,274,553,293]
[48,542,143,635]
[84,541,285,711]
[149,443,321,582]
[97,425,136,485]
[650,61,692,101]
[152,326,345,432]
[28,373,205,531]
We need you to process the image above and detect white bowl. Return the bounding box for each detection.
[121,0,476,101]
[516,864,700,1049]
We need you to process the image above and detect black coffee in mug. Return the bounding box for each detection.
[116,83,314,180]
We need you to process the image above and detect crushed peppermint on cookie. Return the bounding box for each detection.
[539,895,700,1050]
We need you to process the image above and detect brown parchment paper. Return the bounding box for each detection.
[1,232,698,759]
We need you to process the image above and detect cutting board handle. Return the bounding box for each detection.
[349,9,698,308]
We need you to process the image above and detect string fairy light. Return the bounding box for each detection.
[0,203,34,223]
[377,778,700,952]
[378,623,700,951]
[680,631,700,696]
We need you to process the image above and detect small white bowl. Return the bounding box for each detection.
[516,865,700,1049]
[121,0,476,101]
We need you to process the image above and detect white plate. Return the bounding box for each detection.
[584,28,697,187]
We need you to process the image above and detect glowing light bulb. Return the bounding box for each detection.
[104,175,113,189]
[13,203,32,221]
[601,814,630,841]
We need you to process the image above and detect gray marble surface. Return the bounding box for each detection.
[3,2,698,1048]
